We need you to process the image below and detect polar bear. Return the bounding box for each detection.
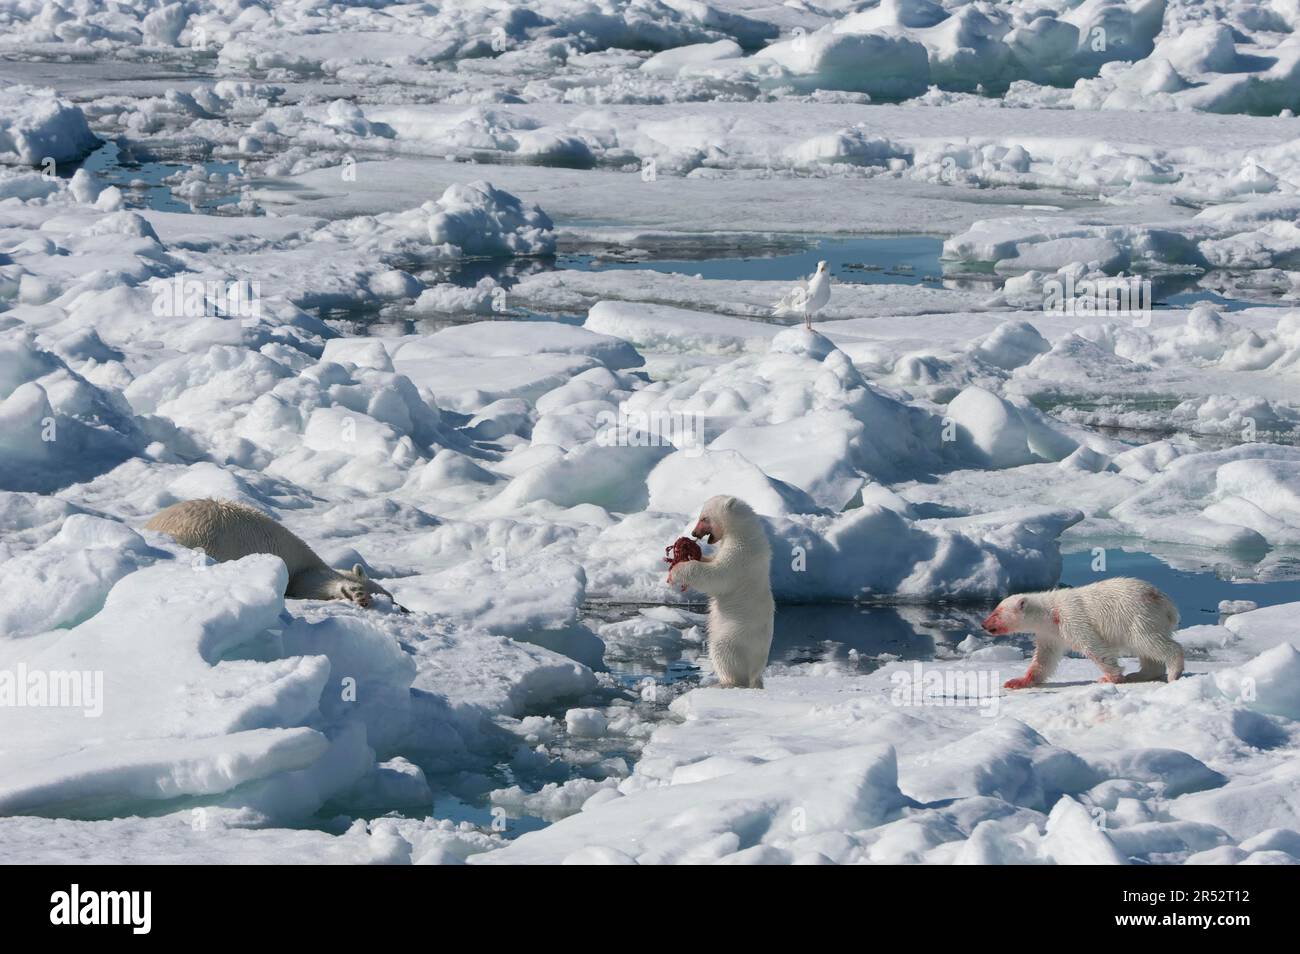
[668,495,774,689]
[982,577,1183,689]
[145,499,401,610]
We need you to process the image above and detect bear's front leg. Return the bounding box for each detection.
[1003,672,1039,690]
[668,556,717,595]
[1004,640,1062,690]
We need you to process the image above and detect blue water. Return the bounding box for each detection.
[559,235,947,287]
[67,140,244,214]
[430,795,550,840]
[1061,549,1300,625]
[552,235,1285,310]
[59,150,1291,313]
[1162,289,1292,312]
[436,235,1290,312]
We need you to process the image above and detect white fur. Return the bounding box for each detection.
[983,577,1183,688]
[669,495,774,688]
[145,499,397,609]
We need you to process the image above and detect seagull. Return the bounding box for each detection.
[773,260,831,330]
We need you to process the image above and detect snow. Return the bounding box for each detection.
[0,514,156,639]
[475,634,1300,864]
[389,554,607,669]
[0,86,98,165]
[427,181,556,258]
[2,0,1300,865]
[398,320,643,371]
[0,550,597,823]
[0,334,146,493]
[565,707,610,738]
[0,813,499,864]
[586,300,775,354]
[0,555,324,815]
[1111,445,1300,550]
[757,29,932,99]
[479,742,910,864]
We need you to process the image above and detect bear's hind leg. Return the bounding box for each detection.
[1164,641,1185,682]
[1151,636,1183,682]
[1068,621,1124,683]
[1126,656,1168,683]
[1087,652,1125,683]
[1128,630,1184,683]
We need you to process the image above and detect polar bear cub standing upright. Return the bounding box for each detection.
[668,495,774,689]
[145,499,400,610]
[982,577,1183,689]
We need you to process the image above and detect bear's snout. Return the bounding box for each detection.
[691,518,717,544]
[981,612,1005,635]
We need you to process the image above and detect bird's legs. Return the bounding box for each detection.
[803,306,812,331]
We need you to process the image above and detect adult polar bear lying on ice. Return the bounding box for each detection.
[145,499,402,610]
[668,495,774,689]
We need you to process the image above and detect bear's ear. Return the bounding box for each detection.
[352,563,368,581]
[723,496,738,511]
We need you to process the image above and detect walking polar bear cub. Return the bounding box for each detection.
[668,495,774,689]
[145,499,400,610]
[983,577,1184,689]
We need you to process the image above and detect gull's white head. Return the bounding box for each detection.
[816,260,828,273]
